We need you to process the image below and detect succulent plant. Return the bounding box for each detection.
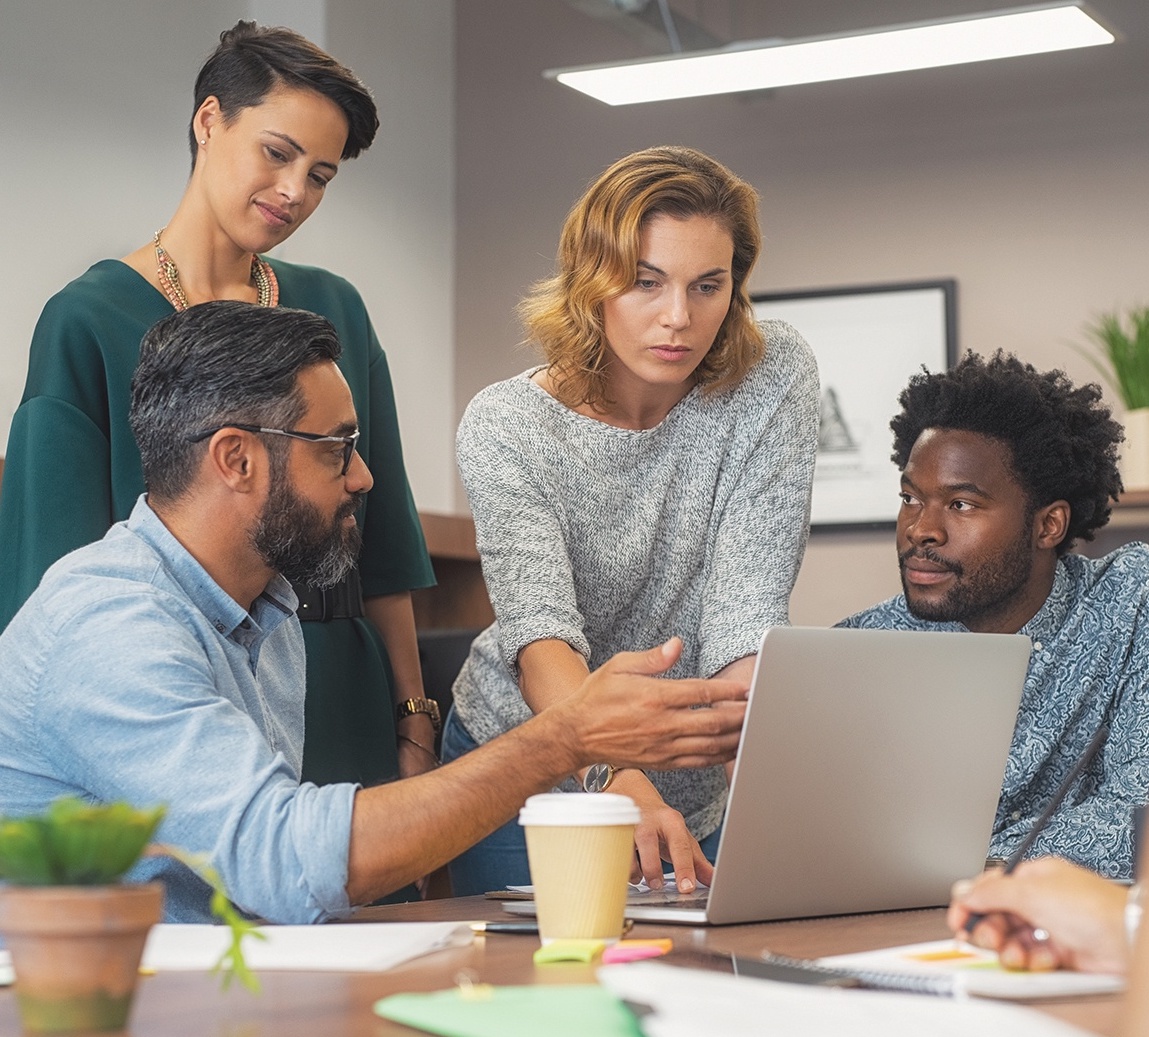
[0,798,164,886]
[0,796,261,991]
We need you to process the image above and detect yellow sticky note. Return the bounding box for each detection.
[533,939,607,964]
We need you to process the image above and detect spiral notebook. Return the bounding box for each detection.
[813,940,1125,1000]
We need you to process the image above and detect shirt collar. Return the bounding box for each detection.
[1017,557,1072,645]
[126,495,298,642]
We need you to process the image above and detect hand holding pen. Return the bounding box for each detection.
[954,723,1111,947]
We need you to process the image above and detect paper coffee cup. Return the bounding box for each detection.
[519,792,640,945]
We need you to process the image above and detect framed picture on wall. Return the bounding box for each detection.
[753,280,957,530]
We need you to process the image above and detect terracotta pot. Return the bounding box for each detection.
[0,882,163,1033]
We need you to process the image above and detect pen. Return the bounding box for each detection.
[961,722,1110,936]
[470,921,540,935]
[469,918,636,936]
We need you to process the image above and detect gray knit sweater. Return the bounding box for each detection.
[453,320,819,839]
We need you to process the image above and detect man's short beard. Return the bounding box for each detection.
[899,525,1034,628]
[251,472,363,590]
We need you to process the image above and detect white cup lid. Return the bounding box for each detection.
[518,792,640,827]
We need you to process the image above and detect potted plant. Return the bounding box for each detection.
[0,797,257,1034]
[1079,306,1149,490]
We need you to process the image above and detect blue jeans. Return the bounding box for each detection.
[441,706,723,896]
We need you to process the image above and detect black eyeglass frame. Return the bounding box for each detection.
[187,423,361,476]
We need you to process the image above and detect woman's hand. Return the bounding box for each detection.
[947,857,1129,974]
[610,769,713,893]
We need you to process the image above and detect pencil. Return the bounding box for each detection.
[961,722,1110,936]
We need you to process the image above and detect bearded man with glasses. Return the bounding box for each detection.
[0,301,748,924]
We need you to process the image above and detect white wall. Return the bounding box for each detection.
[0,0,456,510]
[294,0,456,510]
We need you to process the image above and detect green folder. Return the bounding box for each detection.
[374,984,645,1037]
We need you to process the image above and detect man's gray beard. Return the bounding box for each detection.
[251,477,363,590]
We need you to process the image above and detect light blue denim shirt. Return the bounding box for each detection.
[0,496,356,923]
[839,545,1149,881]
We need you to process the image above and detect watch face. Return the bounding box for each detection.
[583,763,613,793]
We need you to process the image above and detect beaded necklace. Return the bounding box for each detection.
[153,230,279,311]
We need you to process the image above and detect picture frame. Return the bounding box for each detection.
[753,280,957,531]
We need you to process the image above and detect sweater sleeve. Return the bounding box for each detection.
[697,325,820,676]
[456,388,591,672]
[0,294,120,631]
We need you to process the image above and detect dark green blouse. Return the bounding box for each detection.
[0,258,434,787]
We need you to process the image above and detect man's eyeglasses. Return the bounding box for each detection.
[188,424,361,477]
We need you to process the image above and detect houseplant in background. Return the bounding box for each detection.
[1079,306,1149,491]
[0,796,258,1033]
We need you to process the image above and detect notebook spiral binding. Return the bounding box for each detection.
[742,952,956,997]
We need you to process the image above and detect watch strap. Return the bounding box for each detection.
[397,697,442,733]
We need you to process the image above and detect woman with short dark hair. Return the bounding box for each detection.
[0,23,437,826]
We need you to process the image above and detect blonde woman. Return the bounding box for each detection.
[443,146,819,895]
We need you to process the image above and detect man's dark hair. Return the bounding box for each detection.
[130,301,341,503]
[890,350,1124,555]
[189,20,378,167]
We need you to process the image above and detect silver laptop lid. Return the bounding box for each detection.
[702,626,1031,925]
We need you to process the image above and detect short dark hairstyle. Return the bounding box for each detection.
[189,20,379,167]
[890,351,1124,555]
[130,301,342,503]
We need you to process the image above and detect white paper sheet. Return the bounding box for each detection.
[142,921,467,972]
[597,962,1095,1037]
[0,949,12,986]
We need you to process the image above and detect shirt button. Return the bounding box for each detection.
[1011,810,1022,821]
[1032,641,1043,652]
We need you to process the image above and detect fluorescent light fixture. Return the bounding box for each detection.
[546,3,1115,106]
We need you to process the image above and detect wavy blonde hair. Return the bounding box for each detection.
[519,146,765,409]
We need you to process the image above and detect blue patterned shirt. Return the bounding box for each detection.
[839,544,1149,880]
[0,497,357,922]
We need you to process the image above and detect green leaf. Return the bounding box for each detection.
[0,799,165,885]
[40,799,165,884]
[0,819,54,884]
[157,844,264,993]
[1078,307,1149,410]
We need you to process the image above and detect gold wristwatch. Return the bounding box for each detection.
[396,697,441,732]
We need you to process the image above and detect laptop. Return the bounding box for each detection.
[504,625,1031,926]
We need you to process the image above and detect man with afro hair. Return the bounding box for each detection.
[840,351,1149,880]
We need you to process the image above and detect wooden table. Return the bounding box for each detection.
[0,896,1121,1035]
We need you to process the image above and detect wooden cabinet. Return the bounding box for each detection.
[411,511,493,630]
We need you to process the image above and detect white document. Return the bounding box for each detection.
[0,949,12,986]
[142,921,467,972]
[597,962,1095,1037]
